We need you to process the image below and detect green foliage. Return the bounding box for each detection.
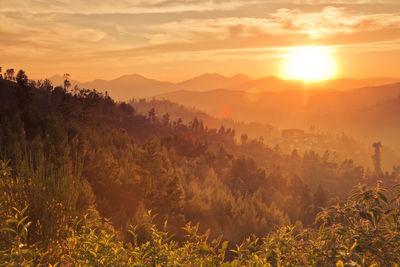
[3,183,400,265]
[2,158,400,265]
[60,215,130,265]
[0,206,45,266]
[0,116,83,244]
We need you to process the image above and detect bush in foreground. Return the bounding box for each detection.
[2,178,400,265]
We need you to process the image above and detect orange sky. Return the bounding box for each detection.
[1,0,400,82]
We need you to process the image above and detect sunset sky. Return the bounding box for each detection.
[1,0,400,81]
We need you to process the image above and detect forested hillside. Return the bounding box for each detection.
[130,98,278,140]
[157,83,400,150]
[1,70,400,265]
[130,98,382,168]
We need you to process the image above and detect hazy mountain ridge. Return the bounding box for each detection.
[157,83,400,117]
[321,95,400,144]
[48,73,400,101]
[47,72,400,148]
[174,73,253,92]
[129,97,393,168]
[129,98,278,141]
[156,83,400,148]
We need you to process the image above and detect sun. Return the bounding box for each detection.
[280,46,338,82]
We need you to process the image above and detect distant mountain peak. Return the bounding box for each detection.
[230,73,252,80]
[114,73,152,81]
[202,72,225,77]
[258,76,281,81]
[191,73,227,80]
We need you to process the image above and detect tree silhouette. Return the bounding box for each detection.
[218,126,226,135]
[14,70,32,110]
[313,185,328,209]
[372,142,383,177]
[162,113,170,126]
[16,69,28,87]
[148,108,156,122]
[5,68,15,81]
[240,134,248,145]
[39,79,53,92]
[63,73,71,91]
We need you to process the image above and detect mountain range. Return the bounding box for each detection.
[157,83,400,148]
[48,73,400,148]
[49,73,400,101]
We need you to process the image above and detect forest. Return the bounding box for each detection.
[1,69,400,265]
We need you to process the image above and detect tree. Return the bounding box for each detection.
[162,113,170,126]
[218,126,226,135]
[372,142,383,177]
[240,134,248,145]
[16,70,28,87]
[148,108,156,122]
[5,68,15,81]
[14,70,32,110]
[38,79,53,92]
[0,66,2,79]
[63,73,71,91]
[119,102,134,115]
[313,185,328,209]
[191,117,199,129]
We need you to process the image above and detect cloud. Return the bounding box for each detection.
[1,0,399,80]
[0,12,111,67]
[2,4,399,61]
[1,0,398,16]
[272,7,400,38]
[0,0,261,15]
[77,5,400,64]
[142,7,400,46]
[332,39,400,53]
[1,13,105,42]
